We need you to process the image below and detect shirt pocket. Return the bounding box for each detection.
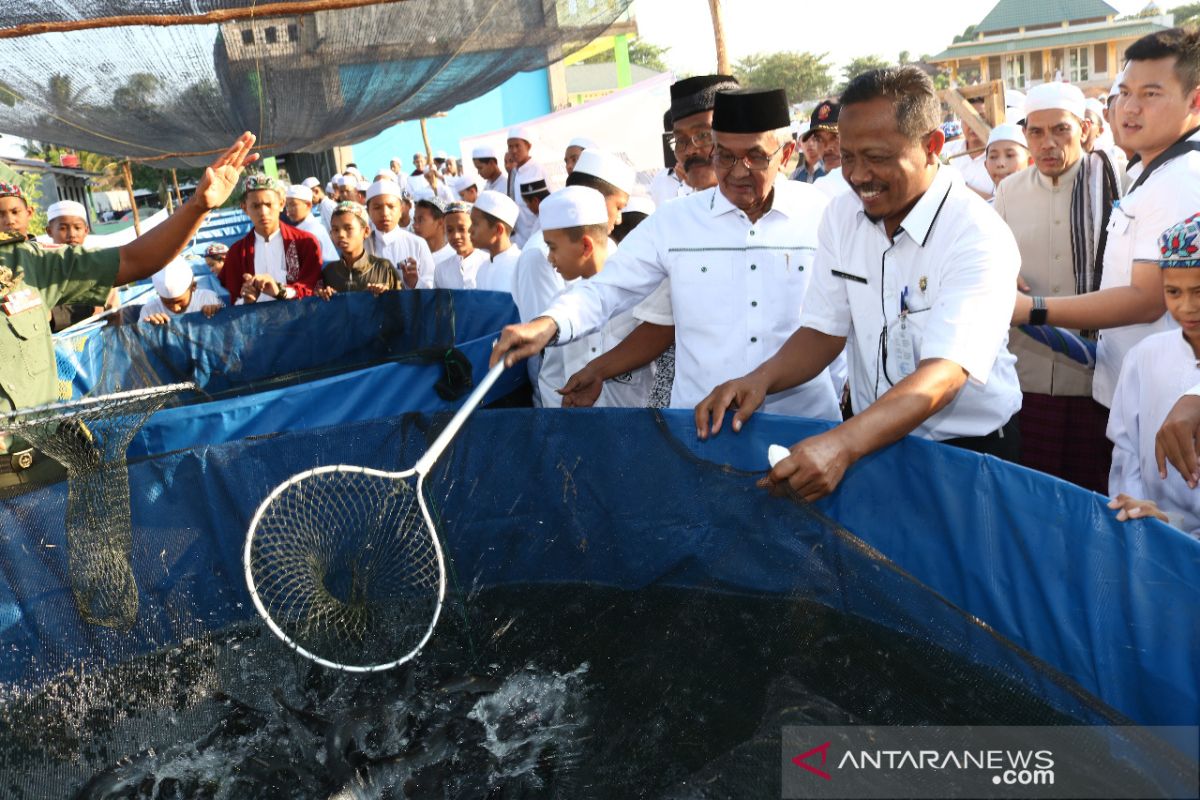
[669,250,736,325]
[6,306,50,378]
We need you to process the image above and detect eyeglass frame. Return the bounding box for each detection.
[712,141,788,172]
[666,129,715,153]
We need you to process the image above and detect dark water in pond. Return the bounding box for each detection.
[0,584,1166,799]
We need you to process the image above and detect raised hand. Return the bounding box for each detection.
[197,132,260,211]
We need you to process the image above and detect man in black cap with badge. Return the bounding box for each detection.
[665,74,740,196]
[491,87,842,423]
[792,99,841,183]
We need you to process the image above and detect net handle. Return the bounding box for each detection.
[414,358,506,475]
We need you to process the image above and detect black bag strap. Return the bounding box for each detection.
[1127,126,1200,195]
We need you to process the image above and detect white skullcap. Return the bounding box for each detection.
[1023,82,1087,121]
[624,195,656,216]
[539,186,608,231]
[474,190,520,229]
[285,184,313,203]
[507,126,533,144]
[374,169,397,182]
[151,258,194,300]
[325,181,335,194]
[573,149,635,195]
[987,122,1028,150]
[452,174,482,194]
[356,179,370,191]
[345,166,362,177]
[567,136,598,150]
[332,175,347,187]
[366,179,404,202]
[435,150,448,159]
[301,177,320,189]
[1109,70,1125,99]
[472,144,499,160]
[46,199,87,223]
[1084,98,1106,118]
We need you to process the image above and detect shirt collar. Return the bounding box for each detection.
[374,226,402,244]
[255,228,281,244]
[343,250,372,272]
[863,166,955,248]
[708,177,797,220]
[1033,156,1082,191]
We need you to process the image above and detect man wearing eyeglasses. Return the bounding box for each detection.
[491,87,842,423]
[696,67,1023,502]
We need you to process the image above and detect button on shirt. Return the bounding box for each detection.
[545,180,841,420]
[800,166,1022,440]
[992,160,1094,397]
[250,229,287,303]
[434,249,489,289]
[366,227,436,289]
[1094,130,1200,407]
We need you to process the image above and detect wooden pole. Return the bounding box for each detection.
[419,117,439,188]
[121,160,141,236]
[170,168,184,208]
[708,0,730,75]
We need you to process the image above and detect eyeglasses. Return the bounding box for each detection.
[667,130,715,152]
[713,142,786,171]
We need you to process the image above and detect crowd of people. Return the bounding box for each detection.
[1,27,1198,536]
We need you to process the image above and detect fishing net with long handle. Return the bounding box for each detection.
[244,359,507,673]
[1,383,195,630]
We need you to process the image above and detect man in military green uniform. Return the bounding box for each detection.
[0,132,260,495]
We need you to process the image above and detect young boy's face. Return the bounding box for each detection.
[412,206,443,242]
[0,196,31,236]
[204,255,225,276]
[1163,267,1200,344]
[48,215,89,245]
[329,213,367,258]
[544,228,591,281]
[160,284,195,315]
[985,141,1030,186]
[445,211,472,256]
[284,197,311,222]
[469,208,495,250]
[459,186,479,204]
[368,194,401,233]
[242,190,283,236]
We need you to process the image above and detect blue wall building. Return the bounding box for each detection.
[350,69,552,172]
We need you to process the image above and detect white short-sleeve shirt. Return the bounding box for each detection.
[800,166,1022,440]
[544,179,841,420]
[1093,130,1200,407]
[434,249,490,290]
[367,226,437,289]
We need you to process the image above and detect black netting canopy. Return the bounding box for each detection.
[0,0,633,166]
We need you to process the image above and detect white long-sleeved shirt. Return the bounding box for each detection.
[434,249,489,290]
[475,245,521,296]
[292,212,337,264]
[366,227,436,289]
[543,179,841,419]
[1107,330,1200,536]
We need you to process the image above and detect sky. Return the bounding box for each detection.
[630,0,1156,77]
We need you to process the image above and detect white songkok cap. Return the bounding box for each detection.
[1109,70,1125,99]
[46,199,87,223]
[624,194,656,216]
[567,136,598,150]
[1084,98,1105,118]
[301,177,320,189]
[374,169,398,182]
[332,175,347,187]
[356,179,371,191]
[435,150,448,160]
[507,125,533,145]
[1023,82,1087,121]
[151,258,194,300]
[472,144,499,160]
[474,190,520,230]
[366,179,404,202]
[539,186,608,231]
[573,149,635,195]
[285,184,314,202]
[452,174,482,194]
[987,122,1028,150]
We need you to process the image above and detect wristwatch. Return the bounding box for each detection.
[1029,296,1048,326]
[275,285,288,301]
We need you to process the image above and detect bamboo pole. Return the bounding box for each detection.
[170,168,184,208]
[708,0,730,75]
[121,160,141,236]
[419,117,440,189]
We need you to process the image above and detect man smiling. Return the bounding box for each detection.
[695,66,1022,501]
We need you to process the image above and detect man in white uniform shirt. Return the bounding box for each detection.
[492,87,841,423]
[506,126,542,247]
[1009,27,1200,408]
[695,67,1022,501]
[365,179,435,289]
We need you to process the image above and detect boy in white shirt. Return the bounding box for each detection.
[1108,213,1200,536]
[141,258,223,325]
[434,201,489,289]
[470,190,522,296]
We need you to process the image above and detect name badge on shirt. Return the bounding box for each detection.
[831,269,868,284]
[1,288,42,316]
[889,315,918,378]
[1107,210,1131,236]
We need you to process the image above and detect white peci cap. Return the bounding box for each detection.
[1023,82,1087,121]
[301,177,320,189]
[285,184,314,203]
[46,199,87,222]
[986,122,1028,150]
[507,126,534,145]
[539,185,608,231]
[624,194,656,216]
[366,179,404,202]
[473,190,520,229]
[472,144,499,160]
[573,149,635,195]
[452,174,482,194]
[567,136,598,150]
[151,258,195,300]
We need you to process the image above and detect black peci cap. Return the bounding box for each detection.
[669,74,740,124]
[712,88,791,134]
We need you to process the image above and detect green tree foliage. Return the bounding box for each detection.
[840,55,894,90]
[732,51,835,105]
[952,24,977,44]
[1170,2,1200,23]
[581,38,672,73]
